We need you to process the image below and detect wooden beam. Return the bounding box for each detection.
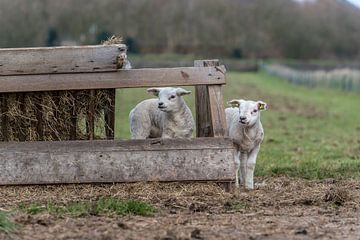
[208,85,228,137]
[87,90,95,140]
[17,93,27,141]
[194,60,220,137]
[69,91,77,140]
[0,138,236,185]
[0,44,126,76]
[0,66,226,93]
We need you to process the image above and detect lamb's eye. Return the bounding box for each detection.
[253,109,258,113]
[169,95,176,100]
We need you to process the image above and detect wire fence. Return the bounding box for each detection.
[262,64,360,92]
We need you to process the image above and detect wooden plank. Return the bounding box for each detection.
[69,91,77,140]
[0,44,126,76]
[0,137,234,152]
[208,85,227,137]
[194,60,219,137]
[17,93,27,141]
[0,66,226,93]
[0,138,236,185]
[87,90,95,140]
[34,93,44,141]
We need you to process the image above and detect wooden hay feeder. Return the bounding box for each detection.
[0,44,236,187]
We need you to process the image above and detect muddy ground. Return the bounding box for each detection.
[1,177,360,240]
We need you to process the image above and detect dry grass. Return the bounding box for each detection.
[0,90,114,141]
[1,178,360,239]
[1,178,358,213]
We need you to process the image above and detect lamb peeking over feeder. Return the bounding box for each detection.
[225,99,268,189]
[129,87,195,139]
[103,35,132,69]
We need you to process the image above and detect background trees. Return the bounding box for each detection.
[0,0,360,59]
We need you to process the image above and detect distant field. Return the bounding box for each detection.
[115,72,360,179]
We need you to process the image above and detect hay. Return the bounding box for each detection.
[323,186,350,206]
[0,90,115,141]
[102,35,123,45]
[0,38,125,142]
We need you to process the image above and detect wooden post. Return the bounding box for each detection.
[17,93,27,141]
[87,90,95,140]
[69,91,77,140]
[35,94,44,141]
[208,84,227,137]
[195,60,230,191]
[194,60,220,137]
[194,59,227,137]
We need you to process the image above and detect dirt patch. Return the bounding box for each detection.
[1,177,360,239]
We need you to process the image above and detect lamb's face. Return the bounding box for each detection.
[228,99,268,126]
[118,52,127,62]
[147,87,191,113]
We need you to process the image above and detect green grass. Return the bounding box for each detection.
[114,71,360,179]
[0,211,17,233]
[19,198,156,217]
[227,71,360,179]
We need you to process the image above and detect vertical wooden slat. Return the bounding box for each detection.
[1,94,9,141]
[17,93,27,141]
[51,91,60,140]
[194,60,220,137]
[104,89,115,139]
[35,93,44,141]
[87,90,95,140]
[208,85,227,137]
[194,59,229,191]
[69,91,77,140]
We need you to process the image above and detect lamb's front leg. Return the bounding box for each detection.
[239,151,247,186]
[234,151,240,188]
[245,145,260,190]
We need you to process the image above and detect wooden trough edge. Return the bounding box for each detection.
[0,44,127,76]
[0,66,226,93]
[0,138,236,185]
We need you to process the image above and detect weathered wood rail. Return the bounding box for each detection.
[0,44,234,186]
[0,138,235,185]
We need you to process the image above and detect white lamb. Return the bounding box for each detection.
[117,51,132,69]
[129,87,194,139]
[225,99,268,189]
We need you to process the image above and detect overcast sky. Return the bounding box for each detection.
[295,0,360,8]
[347,0,360,8]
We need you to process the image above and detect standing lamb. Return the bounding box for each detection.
[129,87,194,139]
[225,99,268,189]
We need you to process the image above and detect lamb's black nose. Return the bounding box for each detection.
[240,116,247,121]
[158,102,164,107]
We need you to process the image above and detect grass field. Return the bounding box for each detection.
[1,71,360,238]
[115,71,360,179]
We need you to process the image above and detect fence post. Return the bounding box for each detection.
[195,59,231,191]
[194,60,218,137]
[194,59,227,137]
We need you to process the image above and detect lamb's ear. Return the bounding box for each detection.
[227,99,243,108]
[257,101,268,111]
[176,88,191,96]
[147,88,161,96]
